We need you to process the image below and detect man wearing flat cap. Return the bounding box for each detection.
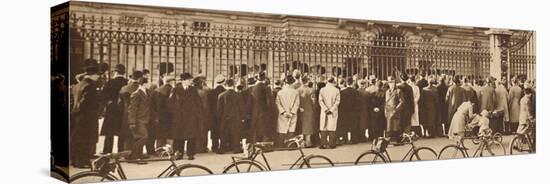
[100,64,128,154]
[70,62,101,168]
[208,74,227,153]
[170,72,204,160]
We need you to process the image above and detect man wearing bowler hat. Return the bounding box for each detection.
[100,64,128,154]
[170,72,204,160]
[70,62,101,168]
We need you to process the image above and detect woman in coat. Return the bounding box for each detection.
[447,100,475,139]
[508,80,522,132]
[298,80,316,147]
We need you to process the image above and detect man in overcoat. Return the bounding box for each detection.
[318,77,340,149]
[217,79,243,153]
[446,76,467,133]
[249,72,272,143]
[118,71,142,153]
[126,77,152,163]
[419,78,440,138]
[275,75,300,147]
[151,75,175,149]
[208,74,226,153]
[337,78,360,144]
[170,73,204,160]
[100,64,128,154]
[70,63,101,168]
[385,76,405,142]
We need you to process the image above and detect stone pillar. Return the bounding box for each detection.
[485,29,512,81]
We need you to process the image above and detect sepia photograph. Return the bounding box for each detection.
[50,1,537,183]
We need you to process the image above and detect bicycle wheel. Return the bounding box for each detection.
[300,155,334,168]
[70,171,116,184]
[222,160,265,174]
[169,164,214,177]
[481,140,506,157]
[410,147,438,161]
[509,135,531,155]
[438,145,466,160]
[354,151,387,165]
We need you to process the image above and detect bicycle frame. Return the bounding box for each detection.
[456,137,491,157]
[379,138,420,162]
[111,157,180,180]
[233,146,309,171]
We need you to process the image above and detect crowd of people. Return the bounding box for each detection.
[68,59,536,168]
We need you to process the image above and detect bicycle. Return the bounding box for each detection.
[70,146,213,183]
[509,123,536,155]
[354,132,438,165]
[222,135,334,173]
[51,156,69,182]
[438,132,506,159]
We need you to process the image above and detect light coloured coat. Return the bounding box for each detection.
[276,85,300,133]
[319,84,341,131]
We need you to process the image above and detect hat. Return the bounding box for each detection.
[85,64,99,75]
[180,72,193,81]
[131,70,143,80]
[214,74,226,84]
[83,58,98,68]
[114,64,126,74]
[247,77,257,85]
[225,78,235,87]
[327,76,336,84]
[99,63,109,74]
[399,73,409,81]
[285,75,296,84]
[258,71,267,81]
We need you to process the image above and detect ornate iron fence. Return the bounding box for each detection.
[65,12,534,87]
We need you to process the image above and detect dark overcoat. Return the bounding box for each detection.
[249,83,271,137]
[337,87,360,135]
[170,85,204,140]
[446,85,467,124]
[151,84,173,139]
[419,86,440,126]
[127,89,151,139]
[118,81,139,140]
[100,76,127,136]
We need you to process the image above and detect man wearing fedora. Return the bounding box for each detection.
[208,74,227,154]
[170,72,204,160]
[70,61,101,168]
[100,64,128,154]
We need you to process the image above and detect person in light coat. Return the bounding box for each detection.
[275,75,300,147]
[494,81,510,133]
[318,77,340,149]
[508,79,522,133]
[408,77,421,135]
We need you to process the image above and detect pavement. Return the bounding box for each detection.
[68,133,520,182]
